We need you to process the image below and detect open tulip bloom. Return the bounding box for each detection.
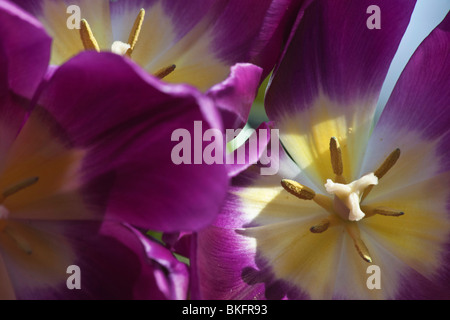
[11,0,304,91]
[198,0,450,300]
[0,0,239,299]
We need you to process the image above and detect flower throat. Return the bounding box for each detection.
[281,137,403,263]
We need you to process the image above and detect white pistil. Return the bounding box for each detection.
[325,173,378,221]
[111,41,131,55]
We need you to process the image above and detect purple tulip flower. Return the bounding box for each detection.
[11,0,306,91]
[0,0,230,299]
[197,0,450,299]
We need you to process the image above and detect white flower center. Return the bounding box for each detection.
[324,173,378,221]
[280,137,402,263]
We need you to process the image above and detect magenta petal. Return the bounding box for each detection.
[265,0,416,119]
[198,226,304,300]
[207,63,262,130]
[250,0,314,79]
[36,52,229,232]
[375,15,450,139]
[366,15,450,172]
[0,0,50,169]
[0,0,50,99]
[209,0,309,78]
[122,225,189,300]
[155,0,306,76]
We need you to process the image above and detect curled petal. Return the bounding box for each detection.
[207,63,262,130]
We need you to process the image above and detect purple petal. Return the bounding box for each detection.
[111,0,307,76]
[265,0,416,119]
[207,63,262,130]
[123,225,189,300]
[162,232,192,259]
[208,0,309,77]
[374,15,450,140]
[0,0,51,175]
[250,0,314,79]
[362,15,450,176]
[198,226,304,300]
[0,0,50,99]
[36,52,229,232]
[134,0,305,76]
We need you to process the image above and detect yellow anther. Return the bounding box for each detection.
[330,137,343,177]
[79,19,100,52]
[346,223,372,263]
[310,219,330,233]
[126,8,146,56]
[2,177,39,200]
[154,64,177,79]
[4,227,33,255]
[375,148,401,179]
[373,207,404,217]
[281,179,315,200]
[361,148,400,202]
[363,206,404,218]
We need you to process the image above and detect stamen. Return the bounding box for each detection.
[363,206,404,218]
[281,179,315,200]
[346,223,372,263]
[2,177,39,199]
[309,212,342,234]
[4,227,32,255]
[154,64,177,79]
[361,148,400,202]
[126,8,146,56]
[79,19,100,52]
[310,219,330,233]
[373,207,404,216]
[281,179,335,215]
[329,137,343,177]
[375,148,401,179]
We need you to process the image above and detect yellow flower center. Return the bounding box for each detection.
[78,8,176,79]
[281,137,404,263]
